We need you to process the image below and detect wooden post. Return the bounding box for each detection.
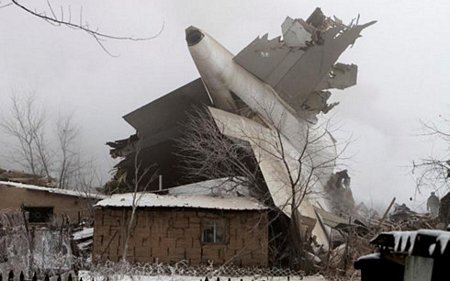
[377,197,396,229]
[342,217,352,274]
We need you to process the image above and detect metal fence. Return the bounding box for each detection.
[0,270,75,281]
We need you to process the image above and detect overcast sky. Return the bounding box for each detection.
[1,0,449,210]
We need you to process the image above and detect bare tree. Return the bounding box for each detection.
[176,109,263,197]
[121,143,158,261]
[412,118,450,194]
[0,93,97,190]
[1,0,163,55]
[177,106,348,266]
[55,114,80,189]
[0,94,51,177]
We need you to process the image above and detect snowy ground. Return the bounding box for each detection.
[78,271,326,281]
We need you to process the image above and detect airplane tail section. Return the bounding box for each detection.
[233,8,375,122]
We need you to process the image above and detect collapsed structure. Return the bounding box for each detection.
[106,8,375,266]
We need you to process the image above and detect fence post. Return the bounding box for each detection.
[32,273,37,281]
[8,270,13,281]
[19,272,24,281]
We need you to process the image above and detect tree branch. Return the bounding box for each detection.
[8,0,165,56]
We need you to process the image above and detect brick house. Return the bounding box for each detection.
[92,192,269,266]
[0,181,105,225]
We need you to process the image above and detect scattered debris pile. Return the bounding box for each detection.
[319,199,442,279]
[324,170,355,217]
[71,227,94,260]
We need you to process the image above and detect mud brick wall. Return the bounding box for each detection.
[93,207,268,266]
[0,184,96,224]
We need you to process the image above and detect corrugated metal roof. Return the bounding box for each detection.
[0,181,106,200]
[95,192,267,211]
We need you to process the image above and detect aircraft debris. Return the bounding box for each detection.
[107,7,375,267]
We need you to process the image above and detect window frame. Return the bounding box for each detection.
[23,206,54,223]
[201,219,227,245]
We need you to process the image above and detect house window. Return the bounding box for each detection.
[201,220,226,244]
[24,207,53,223]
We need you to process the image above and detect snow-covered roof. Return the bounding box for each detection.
[96,192,267,211]
[0,181,106,200]
[168,177,250,197]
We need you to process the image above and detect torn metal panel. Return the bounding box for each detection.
[233,8,375,120]
[281,17,311,48]
[108,79,212,190]
[233,35,304,87]
[106,134,138,158]
[316,63,358,91]
[124,78,212,141]
[273,20,375,115]
[306,7,327,29]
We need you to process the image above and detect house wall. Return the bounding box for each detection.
[439,193,450,224]
[0,184,96,224]
[93,207,268,266]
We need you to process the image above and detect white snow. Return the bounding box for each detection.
[168,177,250,197]
[356,252,380,261]
[416,229,449,237]
[436,232,450,254]
[429,243,436,256]
[408,232,418,255]
[72,227,94,240]
[96,192,267,211]
[77,239,93,250]
[391,231,416,253]
[381,229,450,256]
[0,181,106,199]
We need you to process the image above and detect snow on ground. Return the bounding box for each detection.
[78,271,326,281]
[72,227,94,240]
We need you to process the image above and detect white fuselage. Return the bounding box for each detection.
[187,29,336,186]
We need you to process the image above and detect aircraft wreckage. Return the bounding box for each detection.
[107,8,375,253]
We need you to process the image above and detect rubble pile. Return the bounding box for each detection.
[317,199,441,279]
